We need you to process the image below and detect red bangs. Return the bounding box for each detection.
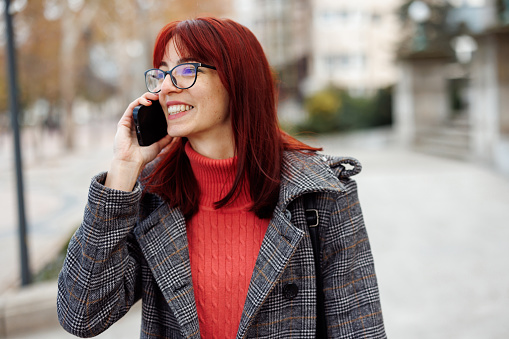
[152,20,219,68]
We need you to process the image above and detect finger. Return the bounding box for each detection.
[142,92,160,101]
[139,92,160,106]
[121,94,158,122]
[117,102,140,131]
[119,93,161,131]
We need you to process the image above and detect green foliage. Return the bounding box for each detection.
[296,86,393,134]
[303,87,342,133]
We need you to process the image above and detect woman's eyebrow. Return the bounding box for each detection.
[159,58,198,69]
[177,57,199,64]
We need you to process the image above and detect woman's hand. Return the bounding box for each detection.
[105,92,172,191]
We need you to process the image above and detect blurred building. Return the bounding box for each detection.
[234,0,402,124]
[234,0,402,97]
[234,0,311,100]
[234,0,312,124]
[306,0,401,96]
[394,0,509,174]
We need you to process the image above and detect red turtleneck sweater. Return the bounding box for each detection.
[185,143,269,338]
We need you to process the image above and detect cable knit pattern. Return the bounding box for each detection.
[184,143,269,338]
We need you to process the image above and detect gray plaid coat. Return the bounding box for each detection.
[57,150,386,338]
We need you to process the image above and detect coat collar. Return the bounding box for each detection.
[278,150,345,208]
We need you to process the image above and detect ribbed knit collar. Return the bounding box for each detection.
[185,142,252,210]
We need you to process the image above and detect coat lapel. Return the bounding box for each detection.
[237,151,345,338]
[134,202,200,339]
[236,205,304,338]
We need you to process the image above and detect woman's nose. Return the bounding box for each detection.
[160,74,182,94]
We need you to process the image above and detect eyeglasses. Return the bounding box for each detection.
[144,63,216,93]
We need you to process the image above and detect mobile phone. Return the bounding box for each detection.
[132,100,168,146]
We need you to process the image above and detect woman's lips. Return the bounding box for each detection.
[168,104,193,115]
[166,101,194,119]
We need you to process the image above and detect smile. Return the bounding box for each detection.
[168,105,194,115]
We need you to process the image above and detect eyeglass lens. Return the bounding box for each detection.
[145,64,198,92]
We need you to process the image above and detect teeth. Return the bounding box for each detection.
[168,105,193,115]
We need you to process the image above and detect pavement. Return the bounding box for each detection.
[1,125,509,338]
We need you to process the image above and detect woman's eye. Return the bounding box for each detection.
[175,65,196,77]
[182,67,196,76]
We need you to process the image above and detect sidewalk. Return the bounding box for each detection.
[1,127,509,338]
[314,131,509,339]
[0,122,116,293]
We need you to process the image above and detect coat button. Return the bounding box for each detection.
[282,283,299,300]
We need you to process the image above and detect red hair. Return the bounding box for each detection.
[144,17,320,219]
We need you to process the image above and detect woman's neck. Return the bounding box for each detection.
[187,133,235,159]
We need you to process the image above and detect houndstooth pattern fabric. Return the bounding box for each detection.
[57,150,386,338]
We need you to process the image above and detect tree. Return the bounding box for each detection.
[58,0,101,149]
[0,0,232,150]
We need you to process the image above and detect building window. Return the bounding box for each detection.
[318,9,356,25]
[324,53,366,75]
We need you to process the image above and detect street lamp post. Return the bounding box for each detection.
[3,0,31,286]
[408,0,431,51]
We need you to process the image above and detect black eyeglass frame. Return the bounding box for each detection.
[144,63,217,93]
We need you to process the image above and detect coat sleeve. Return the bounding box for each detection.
[321,161,386,338]
[57,172,145,337]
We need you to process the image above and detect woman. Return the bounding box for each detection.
[57,17,385,338]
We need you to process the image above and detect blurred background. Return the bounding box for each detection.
[1,0,508,338]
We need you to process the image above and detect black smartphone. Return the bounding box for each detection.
[132,100,168,146]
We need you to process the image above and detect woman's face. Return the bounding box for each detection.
[158,38,232,156]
